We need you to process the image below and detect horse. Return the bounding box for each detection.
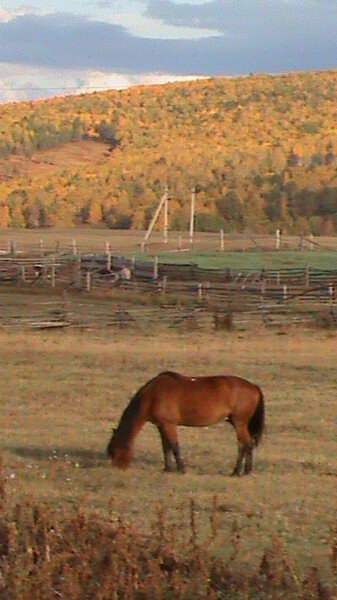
[107,371,265,476]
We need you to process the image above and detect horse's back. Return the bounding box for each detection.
[142,372,261,427]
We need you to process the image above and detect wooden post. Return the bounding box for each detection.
[72,239,78,255]
[75,256,81,289]
[163,187,168,244]
[305,264,310,288]
[153,256,159,280]
[106,250,112,271]
[260,279,266,301]
[39,239,44,256]
[162,276,167,292]
[198,283,203,300]
[299,233,304,251]
[189,187,196,246]
[51,265,56,288]
[141,241,146,253]
[131,255,135,277]
[275,229,281,250]
[220,229,225,251]
[283,284,287,302]
[86,270,91,291]
[328,284,334,305]
[42,261,48,283]
[9,240,16,257]
[309,233,314,251]
[144,189,168,245]
[20,265,26,282]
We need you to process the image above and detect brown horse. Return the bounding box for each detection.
[107,371,265,476]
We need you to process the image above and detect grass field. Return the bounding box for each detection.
[1,326,336,585]
[0,228,336,270]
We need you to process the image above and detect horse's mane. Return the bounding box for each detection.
[119,372,183,429]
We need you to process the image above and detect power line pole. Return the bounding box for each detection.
[163,185,169,244]
[189,186,195,246]
[144,187,169,246]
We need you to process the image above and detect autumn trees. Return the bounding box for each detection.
[0,70,336,232]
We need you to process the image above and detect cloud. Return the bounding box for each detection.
[0,7,336,81]
[0,62,204,102]
[0,3,41,22]
[146,0,337,38]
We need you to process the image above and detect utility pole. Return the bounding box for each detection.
[163,185,169,244]
[189,187,196,246]
[143,187,169,246]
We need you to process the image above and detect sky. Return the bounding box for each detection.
[0,0,336,101]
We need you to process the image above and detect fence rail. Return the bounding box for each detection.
[0,248,336,330]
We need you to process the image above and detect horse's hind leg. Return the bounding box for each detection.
[158,423,185,473]
[244,444,254,475]
[231,422,252,477]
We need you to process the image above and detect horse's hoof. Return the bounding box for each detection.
[163,466,175,473]
[230,471,241,477]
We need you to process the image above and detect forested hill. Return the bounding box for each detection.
[0,70,336,233]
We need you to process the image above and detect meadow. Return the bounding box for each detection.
[1,228,336,270]
[1,326,336,597]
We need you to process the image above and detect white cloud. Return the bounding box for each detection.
[0,3,41,22]
[0,62,205,102]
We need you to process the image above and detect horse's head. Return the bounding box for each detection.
[107,428,132,469]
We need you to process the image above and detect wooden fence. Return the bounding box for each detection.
[0,247,336,330]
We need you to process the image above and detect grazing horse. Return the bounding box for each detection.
[107,371,265,476]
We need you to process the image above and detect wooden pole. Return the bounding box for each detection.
[51,265,56,287]
[189,187,196,246]
[260,279,266,301]
[163,186,168,244]
[309,233,314,251]
[305,264,310,288]
[86,270,91,291]
[328,284,334,305]
[153,256,159,280]
[198,283,203,300]
[275,229,281,250]
[220,229,225,251]
[75,256,81,289]
[283,284,287,302]
[20,265,26,282]
[9,240,16,257]
[72,239,78,256]
[144,189,168,245]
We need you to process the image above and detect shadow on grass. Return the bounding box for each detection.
[6,445,107,468]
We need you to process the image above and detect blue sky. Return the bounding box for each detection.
[0,0,336,101]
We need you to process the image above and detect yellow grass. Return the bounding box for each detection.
[1,327,336,574]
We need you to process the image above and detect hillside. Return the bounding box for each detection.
[0,70,337,233]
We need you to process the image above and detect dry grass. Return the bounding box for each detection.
[0,327,336,596]
[1,228,336,264]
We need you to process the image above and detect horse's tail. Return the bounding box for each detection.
[248,388,265,447]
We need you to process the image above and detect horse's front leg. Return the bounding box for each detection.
[158,423,185,473]
[158,425,175,472]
